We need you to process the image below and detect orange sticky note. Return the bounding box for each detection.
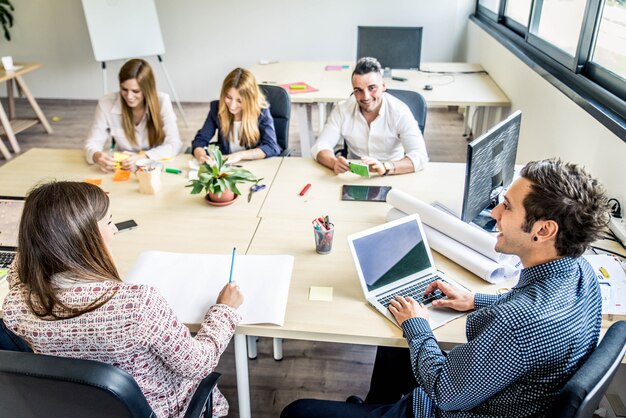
[113,169,131,182]
[84,178,102,186]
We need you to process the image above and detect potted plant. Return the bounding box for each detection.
[187,145,260,205]
[0,0,14,41]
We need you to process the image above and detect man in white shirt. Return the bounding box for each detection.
[311,57,428,176]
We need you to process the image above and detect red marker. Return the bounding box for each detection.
[299,183,311,196]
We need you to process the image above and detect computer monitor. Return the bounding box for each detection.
[461,110,522,231]
[357,26,423,70]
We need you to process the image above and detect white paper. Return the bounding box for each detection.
[387,189,515,263]
[583,254,626,315]
[125,251,294,325]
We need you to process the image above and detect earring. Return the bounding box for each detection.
[533,236,538,242]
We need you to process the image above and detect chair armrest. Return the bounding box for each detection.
[280,148,292,157]
[184,372,221,418]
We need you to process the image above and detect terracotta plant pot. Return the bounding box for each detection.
[206,189,237,206]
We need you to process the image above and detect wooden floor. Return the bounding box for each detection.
[11,99,622,418]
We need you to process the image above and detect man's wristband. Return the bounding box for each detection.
[383,162,392,176]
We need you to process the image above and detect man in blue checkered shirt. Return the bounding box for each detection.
[282,158,611,418]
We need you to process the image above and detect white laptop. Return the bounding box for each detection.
[348,213,468,329]
[0,196,25,270]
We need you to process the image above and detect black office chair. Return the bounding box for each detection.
[549,320,626,418]
[336,89,427,158]
[0,349,221,418]
[259,84,292,156]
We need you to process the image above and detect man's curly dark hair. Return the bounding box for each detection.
[520,158,610,258]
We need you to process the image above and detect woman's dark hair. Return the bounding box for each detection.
[17,181,121,319]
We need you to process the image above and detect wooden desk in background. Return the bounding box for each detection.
[0,149,622,418]
[249,61,511,157]
[0,63,53,160]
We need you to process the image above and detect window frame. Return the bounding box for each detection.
[474,0,626,142]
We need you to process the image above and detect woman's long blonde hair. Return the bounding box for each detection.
[218,68,266,148]
[17,181,121,320]
[118,59,165,148]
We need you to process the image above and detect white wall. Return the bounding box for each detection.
[4,0,475,102]
[465,20,626,206]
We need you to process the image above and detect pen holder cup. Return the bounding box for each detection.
[136,166,163,195]
[313,223,335,255]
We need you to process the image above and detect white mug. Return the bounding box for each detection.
[1,56,14,70]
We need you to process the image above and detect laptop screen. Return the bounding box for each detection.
[351,216,434,293]
[0,196,25,248]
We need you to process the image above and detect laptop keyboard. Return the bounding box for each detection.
[0,251,15,268]
[377,276,446,308]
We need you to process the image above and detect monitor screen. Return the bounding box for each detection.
[461,111,522,227]
[357,26,423,70]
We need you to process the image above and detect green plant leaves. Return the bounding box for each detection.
[186,145,259,197]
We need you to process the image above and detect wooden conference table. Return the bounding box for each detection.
[0,149,622,418]
[249,61,511,157]
[0,63,53,160]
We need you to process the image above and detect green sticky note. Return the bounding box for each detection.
[0,268,8,282]
[349,162,370,178]
[309,286,333,301]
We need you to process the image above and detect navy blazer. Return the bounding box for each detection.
[191,100,282,157]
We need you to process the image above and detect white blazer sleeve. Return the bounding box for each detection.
[84,100,112,164]
[144,94,182,161]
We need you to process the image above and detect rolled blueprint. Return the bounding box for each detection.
[386,200,521,283]
[386,189,515,263]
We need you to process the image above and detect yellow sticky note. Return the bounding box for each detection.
[309,286,333,301]
[113,152,130,162]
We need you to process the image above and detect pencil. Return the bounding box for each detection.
[228,247,236,283]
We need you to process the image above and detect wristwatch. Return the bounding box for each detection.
[382,162,392,176]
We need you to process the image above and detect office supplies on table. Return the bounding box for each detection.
[228,247,236,283]
[165,167,182,174]
[299,183,311,196]
[248,183,266,203]
[279,81,318,94]
[0,196,25,270]
[583,254,626,315]
[386,189,520,283]
[309,286,333,301]
[348,162,370,177]
[115,219,138,233]
[125,251,294,325]
[136,164,163,194]
[341,185,391,202]
[84,178,102,186]
[312,215,334,254]
[112,169,131,182]
[392,76,408,82]
[348,214,468,329]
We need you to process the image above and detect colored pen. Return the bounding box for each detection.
[228,247,236,283]
[290,85,306,90]
[165,168,182,174]
[299,183,311,196]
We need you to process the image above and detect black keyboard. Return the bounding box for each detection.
[0,251,15,268]
[377,276,445,308]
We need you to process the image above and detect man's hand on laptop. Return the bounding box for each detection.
[389,296,428,325]
[426,280,475,312]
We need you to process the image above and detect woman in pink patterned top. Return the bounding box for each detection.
[2,181,243,418]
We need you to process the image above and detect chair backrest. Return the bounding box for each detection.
[0,349,157,418]
[386,89,427,134]
[259,84,291,155]
[550,320,626,418]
